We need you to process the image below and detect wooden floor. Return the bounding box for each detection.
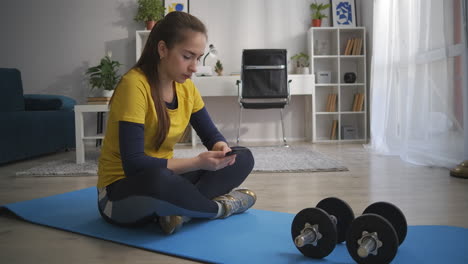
[0,143,467,264]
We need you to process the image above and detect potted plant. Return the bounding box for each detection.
[310,1,330,27]
[85,52,123,97]
[134,0,165,30]
[290,53,310,74]
[214,60,223,76]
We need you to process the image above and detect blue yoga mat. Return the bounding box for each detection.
[1,187,467,264]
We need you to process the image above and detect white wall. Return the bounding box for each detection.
[0,0,373,144]
[0,0,138,98]
[0,0,140,137]
[190,0,332,75]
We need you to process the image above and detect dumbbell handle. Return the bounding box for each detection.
[294,214,338,248]
[295,228,318,247]
[294,223,323,247]
[357,232,382,258]
[357,237,376,258]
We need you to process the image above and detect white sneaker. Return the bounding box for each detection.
[213,188,257,218]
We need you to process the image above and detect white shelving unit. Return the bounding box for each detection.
[308,27,367,142]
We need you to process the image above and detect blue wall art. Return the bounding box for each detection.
[163,0,190,15]
[332,0,356,27]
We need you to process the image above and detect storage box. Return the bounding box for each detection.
[316,71,331,83]
[341,125,357,139]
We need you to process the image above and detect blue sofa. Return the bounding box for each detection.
[0,68,76,164]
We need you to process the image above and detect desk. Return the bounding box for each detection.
[74,104,109,164]
[192,75,314,96]
[192,74,315,145]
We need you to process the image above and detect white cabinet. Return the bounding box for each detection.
[308,27,367,142]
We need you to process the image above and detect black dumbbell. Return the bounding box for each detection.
[291,197,355,258]
[346,202,408,264]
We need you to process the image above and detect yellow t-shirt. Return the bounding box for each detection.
[97,68,204,188]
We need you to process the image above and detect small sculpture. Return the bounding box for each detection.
[344,72,356,83]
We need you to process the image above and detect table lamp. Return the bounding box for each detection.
[196,44,217,76]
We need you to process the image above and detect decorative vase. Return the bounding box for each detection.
[344,72,357,83]
[296,67,310,75]
[300,67,310,74]
[311,19,322,27]
[146,20,156,30]
[101,89,114,98]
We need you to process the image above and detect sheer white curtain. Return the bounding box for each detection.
[369,0,466,168]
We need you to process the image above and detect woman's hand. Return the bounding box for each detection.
[211,141,236,166]
[195,150,236,171]
[167,141,237,174]
[167,142,235,174]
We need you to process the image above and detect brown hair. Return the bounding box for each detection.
[115,11,207,150]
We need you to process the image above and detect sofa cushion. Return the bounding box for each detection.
[25,96,62,111]
[0,68,25,112]
[24,94,76,111]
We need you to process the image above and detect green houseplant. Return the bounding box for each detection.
[85,52,123,97]
[134,0,165,30]
[214,60,223,76]
[310,1,330,27]
[291,53,310,74]
[291,53,310,67]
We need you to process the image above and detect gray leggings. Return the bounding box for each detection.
[98,149,254,226]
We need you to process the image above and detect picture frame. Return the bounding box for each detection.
[331,0,356,27]
[163,0,190,15]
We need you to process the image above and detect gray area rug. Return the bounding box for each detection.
[15,146,347,177]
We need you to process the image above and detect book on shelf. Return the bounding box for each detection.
[87,96,111,101]
[351,93,365,111]
[344,38,354,55]
[87,96,111,105]
[355,38,363,55]
[344,38,363,56]
[330,93,338,112]
[330,120,338,140]
[357,93,364,111]
[87,101,110,105]
[352,93,358,111]
[326,93,337,112]
[352,38,357,55]
[351,38,357,55]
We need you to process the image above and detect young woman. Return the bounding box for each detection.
[96,11,256,235]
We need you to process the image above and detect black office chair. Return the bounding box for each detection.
[236,49,291,146]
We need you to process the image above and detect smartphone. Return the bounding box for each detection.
[225,146,247,156]
[225,149,241,156]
